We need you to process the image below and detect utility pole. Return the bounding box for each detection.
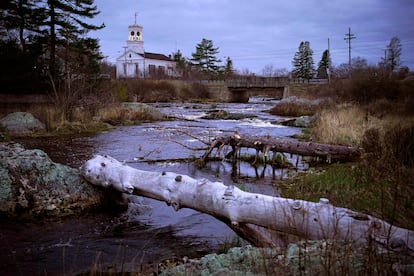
[344,27,356,69]
[327,38,331,83]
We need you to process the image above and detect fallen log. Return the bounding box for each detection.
[201,133,362,163]
[80,155,413,255]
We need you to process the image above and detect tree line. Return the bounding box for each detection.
[291,36,405,80]
[174,35,407,81]
[0,0,104,94]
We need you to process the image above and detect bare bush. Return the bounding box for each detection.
[360,124,414,229]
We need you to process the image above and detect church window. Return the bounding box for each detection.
[148,64,156,75]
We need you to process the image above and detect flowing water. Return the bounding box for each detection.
[1,98,305,274]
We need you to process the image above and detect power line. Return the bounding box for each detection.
[344,27,356,67]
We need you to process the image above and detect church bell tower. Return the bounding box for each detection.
[126,13,144,54]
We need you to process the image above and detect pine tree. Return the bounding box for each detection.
[223,57,234,79]
[316,49,331,79]
[0,0,46,51]
[292,41,315,80]
[0,0,47,92]
[191,38,221,78]
[43,0,104,78]
[172,49,187,78]
[383,36,402,73]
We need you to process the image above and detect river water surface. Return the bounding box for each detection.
[1,98,305,274]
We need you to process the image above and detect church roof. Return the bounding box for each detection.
[116,50,173,62]
[142,52,172,61]
[128,23,143,28]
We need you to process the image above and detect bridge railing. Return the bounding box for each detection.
[226,77,290,88]
[200,77,328,88]
[290,78,329,84]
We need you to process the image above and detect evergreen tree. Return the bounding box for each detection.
[172,49,187,78]
[292,41,315,80]
[382,36,402,73]
[0,0,48,93]
[42,0,104,79]
[0,0,104,83]
[223,57,234,79]
[316,49,331,79]
[0,0,46,51]
[191,38,221,78]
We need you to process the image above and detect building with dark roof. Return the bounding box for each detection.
[116,18,177,79]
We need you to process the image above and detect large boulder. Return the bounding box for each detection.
[0,112,45,136]
[161,241,414,275]
[279,115,317,128]
[0,142,119,219]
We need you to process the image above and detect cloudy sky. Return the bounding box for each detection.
[91,0,414,74]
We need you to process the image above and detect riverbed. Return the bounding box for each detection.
[1,98,305,274]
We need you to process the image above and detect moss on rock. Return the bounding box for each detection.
[0,142,112,219]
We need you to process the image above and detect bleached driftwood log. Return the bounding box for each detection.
[201,134,362,163]
[80,155,413,255]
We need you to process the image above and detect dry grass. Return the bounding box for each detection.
[122,79,212,102]
[293,101,414,230]
[0,102,166,137]
[311,104,368,146]
[96,104,165,124]
[311,103,414,146]
[268,97,331,117]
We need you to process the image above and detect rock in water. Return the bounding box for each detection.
[0,142,110,219]
[0,112,45,136]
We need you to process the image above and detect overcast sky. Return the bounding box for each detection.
[91,0,414,74]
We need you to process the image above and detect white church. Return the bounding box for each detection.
[116,17,177,79]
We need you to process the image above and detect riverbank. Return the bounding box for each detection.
[1,74,413,274]
[271,78,414,232]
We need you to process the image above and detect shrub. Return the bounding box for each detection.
[112,81,129,102]
[383,124,414,168]
[97,104,165,124]
[328,67,410,105]
[122,79,177,102]
[359,124,414,229]
[269,97,329,117]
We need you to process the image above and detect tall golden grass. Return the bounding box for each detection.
[311,103,414,146]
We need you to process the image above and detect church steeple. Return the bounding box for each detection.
[126,12,144,54]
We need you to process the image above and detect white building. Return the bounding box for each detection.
[116,19,176,79]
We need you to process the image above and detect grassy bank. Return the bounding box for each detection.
[277,72,414,231]
[0,79,213,137]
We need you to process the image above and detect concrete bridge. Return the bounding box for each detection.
[205,77,328,102]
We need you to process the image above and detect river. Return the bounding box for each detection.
[1,98,305,274]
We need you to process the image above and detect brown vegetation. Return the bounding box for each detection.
[0,79,211,136]
[282,68,414,233]
[268,97,329,117]
[121,79,212,102]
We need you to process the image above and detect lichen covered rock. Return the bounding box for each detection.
[0,112,45,136]
[161,241,413,275]
[0,142,110,219]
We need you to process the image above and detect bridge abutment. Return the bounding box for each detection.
[204,78,328,102]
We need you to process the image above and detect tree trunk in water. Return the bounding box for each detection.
[201,134,362,163]
[80,155,413,256]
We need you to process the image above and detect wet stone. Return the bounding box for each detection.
[0,142,110,219]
